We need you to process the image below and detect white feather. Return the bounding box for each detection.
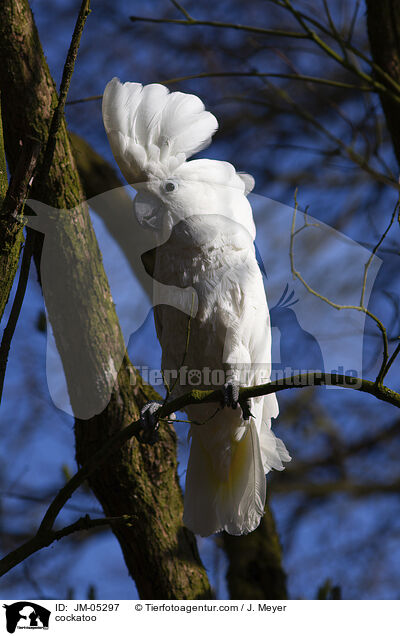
[183,410,266,536]
[134,83,169,147]
[102,78,218,182]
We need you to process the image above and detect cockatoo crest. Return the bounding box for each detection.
[103,79,256,240]
[102,78,219,183]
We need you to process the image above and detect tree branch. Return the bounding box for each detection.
[1,369,398,577]
[289,191,392,386]
[0,135,40,323]
[130,7,400,105]
[1,139,41,220]
[129,14,308,39]
[0,230,33,403]
[274,478,400,497]
[162,71,373,91]
[39,0,91,181]
[0,514,137,576]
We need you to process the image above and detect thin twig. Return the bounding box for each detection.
[290,191,389,386]
[0,231,34,403]
[129,9,400,104]
[266,79,398,190]
[0,139,41,402]
[360,197,399,307]
[169,0,193,21]
[1,139,41,219]
[382,341,400,379]
[347,0,361,45]
[0,515,136,577]
[65,71,372,108]
[268,0,400,97]
[129,15,308,38]
[322,0,347,59]
[162,71,372,91]
[0,489,102,515]
[273,477,400,496]
[67,94,102,106]
[39,0,91,181]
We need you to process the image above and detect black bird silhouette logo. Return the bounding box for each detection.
[3,602,50,633]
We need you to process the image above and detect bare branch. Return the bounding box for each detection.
[1,369,399,577]
[0,514,136,576]
[0,232,33,403]
[130,7,400,105]
[274,478,400,497]
[269,0,400,97]
[39,0,91,181]
[0,139,41,403]
[67,94,102,106]
[65,70,373,107]
[1,138,41,220]
[163,71,372,91]
[262,80,399,190]
[169,0,194,21]
[383,341,400,378]
[289,191,390,386]
[129,14,308,38]
[361,197,399,307]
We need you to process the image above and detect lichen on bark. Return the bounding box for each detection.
[0,95,25,322]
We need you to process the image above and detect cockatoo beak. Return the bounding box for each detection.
[133,190,163,230]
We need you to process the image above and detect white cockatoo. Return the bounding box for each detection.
[102,78,291,536]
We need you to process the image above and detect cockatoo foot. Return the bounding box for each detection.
[223,379,240,409]
[139,401,161,445]
[222,380,254,420]
[239,398,254,421]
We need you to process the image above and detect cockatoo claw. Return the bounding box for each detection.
[139,401,161,445]
[239,399,254,421]
[223,381,254,419]
[222,380,240,409]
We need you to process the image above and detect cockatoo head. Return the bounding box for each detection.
[133,158,255,243]
[102,79,256,243]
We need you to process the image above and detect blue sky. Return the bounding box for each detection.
[1,0,400,600]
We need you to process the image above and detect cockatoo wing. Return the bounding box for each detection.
[245,271,292,473]
[182,245,290,535]
[102,78,218,183]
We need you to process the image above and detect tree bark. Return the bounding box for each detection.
[366,0,400,165]
[0,99,7,203]
[222,503,287,600]
[69,132,152,297]
[0,97,24,322]
[0,0,211,599]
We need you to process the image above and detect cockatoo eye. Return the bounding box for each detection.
[164,180,178,193]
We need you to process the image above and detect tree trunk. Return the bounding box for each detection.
[0,0,211,599]
[0,97,24,322]
[222,503,287,599]
[366,0,400,165]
